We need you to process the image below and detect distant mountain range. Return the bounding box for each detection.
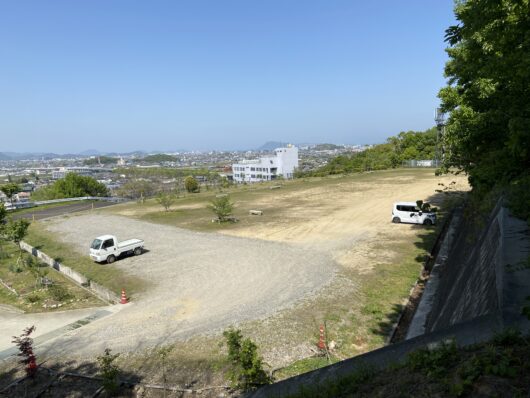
[0,150,149,161]
[0,142,350,161]
[256,141,289,151]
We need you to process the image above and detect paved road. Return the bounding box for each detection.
[10,201,116,221]
[0,306,119,360]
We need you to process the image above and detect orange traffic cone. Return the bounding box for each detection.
[120,289,128,304]
[318,324,326,350]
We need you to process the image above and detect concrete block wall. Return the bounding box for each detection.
[20,241,120,304]
[425,202,503,332]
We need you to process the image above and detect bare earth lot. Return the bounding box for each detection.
[37,215,336,358]
[3,170,469,376]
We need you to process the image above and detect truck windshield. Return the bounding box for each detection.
[91,239,102,250]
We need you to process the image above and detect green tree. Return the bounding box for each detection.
[6,219,31,262]
[209,195,234,222]
[32,173,109,200]
[438,0,530,201]
[0,202,6,226]
[184,176,200,193]
[223,329,272,391]
[0,203,7,257]
[1,183,21,204]
[117,179,155,202]
[156,192,176,211]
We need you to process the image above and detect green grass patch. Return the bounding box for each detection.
[284,332,530,397]
[105,169,439,232]
[24,223,148,297]
[275,356,340,380]
[0,242,105,312]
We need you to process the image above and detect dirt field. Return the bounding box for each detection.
[35,214,336,358]
[8,169,469,375]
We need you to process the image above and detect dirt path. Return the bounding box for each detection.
[34,215,337,358]
[220,172,469,273]
[20,170,468,364]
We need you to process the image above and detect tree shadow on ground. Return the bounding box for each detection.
[0,359,140,397]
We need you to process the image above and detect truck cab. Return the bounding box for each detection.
[90,234,144,264]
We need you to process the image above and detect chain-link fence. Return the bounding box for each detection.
[402,159,441,168]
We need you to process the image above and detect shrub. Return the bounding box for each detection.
[26,294,41,303]
[156,192,176,211]
[209,195,234,222]
[223,329,272,391]
[184,176,200,193]
[12,326,38,377]
[49,283,72,301]
[97,348,121,396]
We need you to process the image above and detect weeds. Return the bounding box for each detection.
[97,348,121,396]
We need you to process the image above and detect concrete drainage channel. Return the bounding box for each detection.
[0,309,113,361]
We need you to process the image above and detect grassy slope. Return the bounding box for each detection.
[286,331,530,398]
[0,242,104,312]
[275,223,441,378]
[24,223,148,298]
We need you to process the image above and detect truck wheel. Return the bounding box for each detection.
[107,255,116,264]
[392,217,401,224]
[423,219,433,226]
[134,247,142,256]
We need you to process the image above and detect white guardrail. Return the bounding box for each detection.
[4,196,127,211]
[34,196,126,205]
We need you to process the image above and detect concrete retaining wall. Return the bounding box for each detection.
[20,241,120,304]
[250,202,530,397]
[408,200,530,337]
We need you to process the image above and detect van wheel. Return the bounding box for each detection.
[107,255,116,264]
[134,247,142,256]
[423,219,433,226]
[392,217,401,224]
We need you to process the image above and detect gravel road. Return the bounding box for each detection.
[38,214,336,357]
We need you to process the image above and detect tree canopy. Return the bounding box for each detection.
[32,173,109,200]
[306,127,437,176]
[1,183,21,203]
[184,176,200,193]
[438,0,529,219]
[439,0,529,188]
[138,154,178,163]
[83,156,119,165]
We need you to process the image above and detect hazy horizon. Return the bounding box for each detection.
[1,1,455,153]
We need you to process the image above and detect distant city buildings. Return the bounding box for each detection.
[232,145,299,183]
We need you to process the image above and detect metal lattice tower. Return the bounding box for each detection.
[434,108,446,164]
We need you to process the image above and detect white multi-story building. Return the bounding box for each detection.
[232,145,299,183]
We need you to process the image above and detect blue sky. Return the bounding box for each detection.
[0,1,455,153]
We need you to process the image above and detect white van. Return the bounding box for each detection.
[391,202,436,225]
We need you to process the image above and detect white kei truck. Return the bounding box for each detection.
[90,235,144,264]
